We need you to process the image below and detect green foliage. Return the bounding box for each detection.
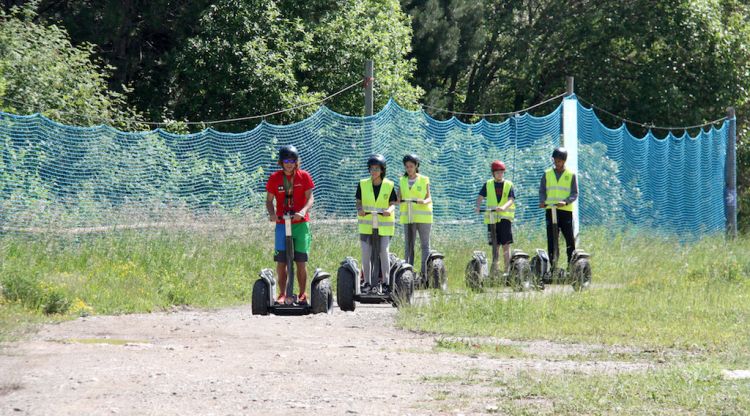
[403,0,750,128]
[0,5,140,128]
[168,0,421,131]
[578,143,625,224]
[1,272,71,315]
[402,0,485,111]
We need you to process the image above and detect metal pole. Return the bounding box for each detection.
[364,60,374,155]
[725,107,737,238]
[364,60,374,117]
[566,76,574,97]
[562,78,579,242]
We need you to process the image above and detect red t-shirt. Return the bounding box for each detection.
[265,169,315,224]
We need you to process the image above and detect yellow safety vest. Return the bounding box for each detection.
[399,174,433,224]
[544,168,574,212]
[485,179,515,223]
[358,178,395,236]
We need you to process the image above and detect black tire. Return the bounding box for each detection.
[393,269,415,307]
[251,279,270,316]
[510,258,533,292]
[571,258,592,291]
[529,256,546,290]
[311,278,333,314]
[465,260,483,292]
[430,258,447,291]
[336,266,356,311]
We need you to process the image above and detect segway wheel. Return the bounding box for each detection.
[465,261,483,292]
[511,257,533,292]
[336,266,356,311]
[530,255,549,288]
[251,279,270,316]
[430,258,448,291]
[393,269,415,307]
[311,278,333,314]
[571,258,592,291]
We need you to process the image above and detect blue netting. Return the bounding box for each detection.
[577,100,728,234]
[0,98,729,235]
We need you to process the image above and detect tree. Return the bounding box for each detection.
[168,0,422,131]
[401,0,485,112]
[0,5,139,127]
[34,0,213,120]
[404,0,750,128]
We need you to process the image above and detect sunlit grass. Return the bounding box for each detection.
[2,224,749,413]
[399,230,750,373]
[492,363,750,415]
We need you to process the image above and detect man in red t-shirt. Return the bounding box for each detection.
[265,145,315,304]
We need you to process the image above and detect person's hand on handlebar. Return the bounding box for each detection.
[293,209,306,221]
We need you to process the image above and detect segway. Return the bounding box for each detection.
[337,209,415,311]
[402,198,447,291]
[530,205,592,291]
[251,211,333,315]
[465,208,534,292]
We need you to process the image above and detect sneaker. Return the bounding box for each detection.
[381,283,390,293]
[361,282,371,293]
[297,293,308,305]
[275,294,286,304]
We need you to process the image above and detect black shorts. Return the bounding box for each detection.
[274,250,308,263]
[487,220,513,245]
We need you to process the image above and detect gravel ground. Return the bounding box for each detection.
[0,300,651,416]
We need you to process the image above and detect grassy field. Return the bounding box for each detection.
[2,223,749,413]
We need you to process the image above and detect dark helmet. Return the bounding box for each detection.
[552,147,568,161]
[402,153,420,167]
[367,154,387,177]
[278,145,299,162]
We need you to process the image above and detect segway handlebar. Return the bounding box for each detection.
[476,207,507,223]
[543,203,562,224]
[401,198,420,224]
[277,211,297,236]
[359,208,393,229]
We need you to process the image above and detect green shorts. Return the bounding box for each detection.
[274,222,311,262]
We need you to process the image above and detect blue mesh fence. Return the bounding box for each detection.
[0,97,729,235]
[577,100,728,234]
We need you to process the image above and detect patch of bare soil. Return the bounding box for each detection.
[0,303,651,415]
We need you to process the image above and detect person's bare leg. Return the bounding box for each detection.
[296,261,308,299]
[276,262,287,300]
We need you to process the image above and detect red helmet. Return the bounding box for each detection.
[491,160,506,171]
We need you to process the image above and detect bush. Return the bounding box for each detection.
[1,273,71,315]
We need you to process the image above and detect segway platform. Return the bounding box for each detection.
[252,268,333,316]
[336,256,415,311]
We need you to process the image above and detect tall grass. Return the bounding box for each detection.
[2,223,749,355]
[3,223,748,413]
[400,228,750,361]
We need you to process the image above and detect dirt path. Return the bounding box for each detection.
[0,300,650,415]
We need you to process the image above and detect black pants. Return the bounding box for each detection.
[546,209,575,265]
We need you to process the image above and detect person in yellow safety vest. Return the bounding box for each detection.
[538,147,578,265]
[475,160,516,277]
[356,154,397,294]
[397,154,433,276]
